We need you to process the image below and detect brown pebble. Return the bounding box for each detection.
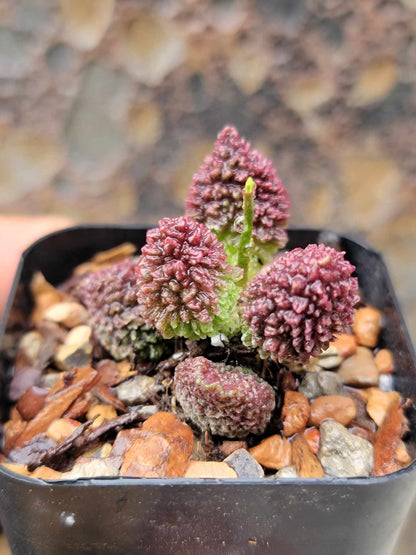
[374,349,394,374]
[366,388,400,427]
[184,461,237,479]
[330,334,357,358]
[337,347,379,387]
[309,395,357,427]
[95,359,137,387]
[292,435,325,478]
[249,435,292,470]
[282,391,310,437]
[16,386,48,421]
[219,440,247,457]
[352,307,382,348]
[343,388,377,433]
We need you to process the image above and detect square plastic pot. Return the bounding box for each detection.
[0,225,415,555]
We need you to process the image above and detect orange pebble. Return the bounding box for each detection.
[46,418,81,443]
[31,466,62,480]
[184,461,237,479]
[331,334,357,358]
[352,307,382,348]
[374,349,394,374]
[249,435,292,470]
[282,391,310,437]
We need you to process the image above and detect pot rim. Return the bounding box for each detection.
[1,225,415,487]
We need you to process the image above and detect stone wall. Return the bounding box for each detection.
[0,0,415,340]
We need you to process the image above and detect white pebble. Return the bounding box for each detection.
[60,512,76,527]
[379,373,394,392]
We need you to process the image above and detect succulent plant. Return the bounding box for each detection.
[136,216,242,340]
[241,244,359,364]
[77,258,168,361]
[185,125,290,265]
[174,356,275,438]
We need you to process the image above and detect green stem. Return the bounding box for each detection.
[237,177,256,287]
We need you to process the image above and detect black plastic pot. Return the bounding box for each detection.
[0,226,415,555]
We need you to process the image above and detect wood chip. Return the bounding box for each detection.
[292,435,325,478]
[373,399,410,476]
[47,366,99,397]
[92,383,127,412]
[73,243,136,276]
[14,383,85,448]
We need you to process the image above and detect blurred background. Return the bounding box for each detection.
[0,0,415,330]
[0,3,415,553]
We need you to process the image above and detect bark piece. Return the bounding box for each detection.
[111,429,143,458]
[47,366,98,397]
[92,383,127,412]
[14,383,85,447]
[3,410,27,454]
[95,359,137,387]
[64,394,93,419]
[373,399,410,476]
[292,435,325,478]
[8,434,57,466]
